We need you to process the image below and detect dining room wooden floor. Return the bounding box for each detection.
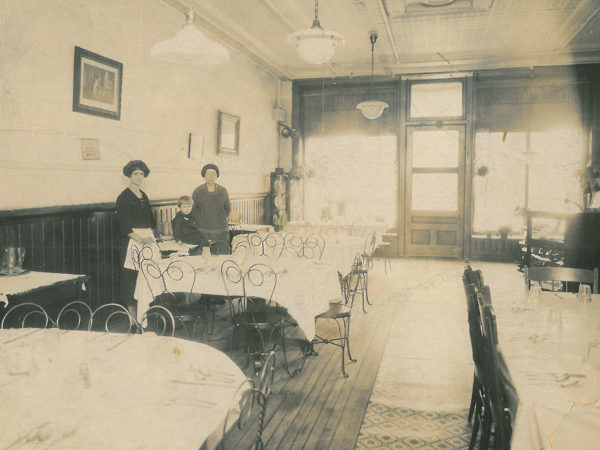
[194,258,400,450]
[190,258,521,449]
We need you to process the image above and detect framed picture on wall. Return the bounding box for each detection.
[72,46,123,120]
[217,110,240,156]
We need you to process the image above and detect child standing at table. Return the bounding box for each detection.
[171,196,209,247]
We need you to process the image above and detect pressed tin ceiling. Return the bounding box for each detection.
[158,0,600,79]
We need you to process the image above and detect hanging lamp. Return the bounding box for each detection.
[287,0,344,65]
[356,32,389,120]
[151,10,229,65]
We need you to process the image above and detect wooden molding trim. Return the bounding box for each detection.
[0,192,270,220]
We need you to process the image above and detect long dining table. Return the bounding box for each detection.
[133,254,341,340]
[0,328,248,449]
[490,288,600,449]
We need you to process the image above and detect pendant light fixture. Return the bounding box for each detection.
[151,10,229,66]
[287,0,344,65]
[356,32,389,120]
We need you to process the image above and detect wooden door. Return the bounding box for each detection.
[404,125,466,257]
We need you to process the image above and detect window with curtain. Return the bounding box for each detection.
[473,76,588,237]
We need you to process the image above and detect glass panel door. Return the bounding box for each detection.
[405,125,465,257]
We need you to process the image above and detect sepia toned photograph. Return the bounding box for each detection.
[2,0,600,449]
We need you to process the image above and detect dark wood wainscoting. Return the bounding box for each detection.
[0,193,269,308]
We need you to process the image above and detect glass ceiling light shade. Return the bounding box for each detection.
[151,11,229,65]
[287,0,344,65]
[356,100,389,119]
[357,32,389,120]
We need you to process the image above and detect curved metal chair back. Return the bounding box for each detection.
[258,350,276,399]
[1,302,51,329]
[341,271,360,308]
[131,244,155,271]
[140,258,167,301]
[56,301,93,330]
[302,234,326,259]
[250,351,276,449]
[221,259,245,316]
[244,263,277,307]
[89,303,138,333]
[350,222,367,237]
[262,232,285,257]
[163,259,196,305]
[282,232,303,258]
[232,240,255,258]
[140,305,176,336]
[248,232,265,255]
[221,378,255,450]
[363,231,377,257]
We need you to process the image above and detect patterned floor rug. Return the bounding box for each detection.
[356,402,472,449]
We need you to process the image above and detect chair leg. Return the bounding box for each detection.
[333,318,349,378]
[280,325,306,377]
[364,273,371,306]
[469,399,481,450]
[358,275,368,313]
[344,317,356,363]
[468,374,478,422]
[481,400,493,450]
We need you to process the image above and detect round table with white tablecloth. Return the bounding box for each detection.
[0,328,248,450]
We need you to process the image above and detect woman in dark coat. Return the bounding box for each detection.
[192,163,231,254]
[116,160,155,316]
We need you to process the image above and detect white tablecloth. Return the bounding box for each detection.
[0,328,248,450]
[134,255,340,339]
[231,232,369,276]
[123,240,197,270]
[493,290,600,449]
[0,272,86,306]
[284,220,390,237]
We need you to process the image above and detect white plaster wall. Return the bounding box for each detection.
[0,0,289,209]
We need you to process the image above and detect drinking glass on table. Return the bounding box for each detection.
[528,284,542,306]
[577,284,592,305]
[547,308,563,339]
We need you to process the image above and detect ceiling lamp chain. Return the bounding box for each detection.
[287,0,344,65]
[356,32,389,120]
[151,10,230,66]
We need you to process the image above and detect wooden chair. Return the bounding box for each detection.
[56,301,93,330]
[477,297,513,450]
[312,271,358,378]
[1,302,51,329]
[524,266,599,293]
[463,259,484,291]
[462,263,486,425]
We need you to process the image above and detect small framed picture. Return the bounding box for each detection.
[72,46,123,120]
[217,110,240,156]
